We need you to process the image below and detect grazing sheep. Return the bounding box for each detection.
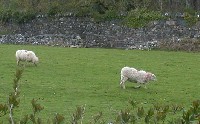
[120,66,156,89]
[16,50,39,65]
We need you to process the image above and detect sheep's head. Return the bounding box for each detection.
[150,73,156,81]
[34,57,39,64]
[146,73,156,82]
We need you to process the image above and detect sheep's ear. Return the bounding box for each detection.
[152,74,156,79]
[148,72,152,76]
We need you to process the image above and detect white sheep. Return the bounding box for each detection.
[16,50,39,65]
[120,66,156,89]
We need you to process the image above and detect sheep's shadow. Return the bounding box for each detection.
[119,82,153,91]
[16,62,38,68]
[124,86,147,90]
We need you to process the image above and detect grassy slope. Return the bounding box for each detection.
[0,44,200,123]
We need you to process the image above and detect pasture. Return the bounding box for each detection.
[0,44,199,123]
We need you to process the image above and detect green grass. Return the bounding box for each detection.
[0,44,200,123]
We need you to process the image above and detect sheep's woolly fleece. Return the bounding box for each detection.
[16,50,39,65]
[120,66,156,89]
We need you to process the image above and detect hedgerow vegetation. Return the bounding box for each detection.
[0,0,199,27]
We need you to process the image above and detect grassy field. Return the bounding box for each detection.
[0,44,200,123]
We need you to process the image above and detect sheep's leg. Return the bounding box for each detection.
[16,60,19,65]
[135,83,147,89]
[142,83,147,89]
[134,85,141,89]
[135,80,145,89]
[33,62,37,66]
[143,85,147,89]
[120,76,128,89]
[134,80,143,89]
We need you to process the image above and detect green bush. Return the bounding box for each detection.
[75,6,92,17]
[91,9,122,22]
[0,0,200,27]
[184,8,199,26]
[122,8,164,28]
[0,9,12,23]
[13,10,36,24]
[0,9,36,24]
[102,9,122,21]
[47,2,61,17]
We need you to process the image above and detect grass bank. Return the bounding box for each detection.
[0,44,199,123]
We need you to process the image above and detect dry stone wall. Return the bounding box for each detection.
[1,16,200,50]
